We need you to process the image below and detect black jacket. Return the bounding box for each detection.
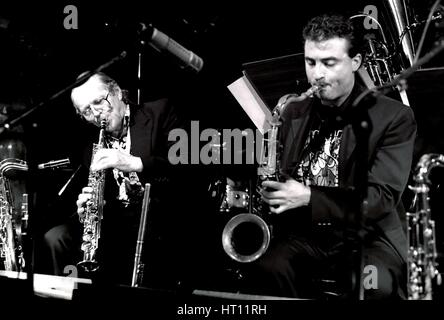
[278,84,417,262]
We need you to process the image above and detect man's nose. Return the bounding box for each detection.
[91,107,102,118]
[91,107,108,123]
[312,63,326,81]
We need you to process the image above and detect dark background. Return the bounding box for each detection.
[1,0,443,143]
[2,0,444,292]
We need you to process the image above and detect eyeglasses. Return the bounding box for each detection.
[78,92,111,119]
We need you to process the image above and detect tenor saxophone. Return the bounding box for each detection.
[0,159,28,272]
[221,85,319,263]
[77,120,107,273]
[0,177,20,271]
[408,153,443,300]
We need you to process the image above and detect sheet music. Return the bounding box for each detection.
[227,75,272,135]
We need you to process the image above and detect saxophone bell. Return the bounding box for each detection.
[222,213,271,263]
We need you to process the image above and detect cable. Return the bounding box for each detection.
[414,0,443,64]
[349,14,389,44]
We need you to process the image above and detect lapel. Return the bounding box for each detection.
[338,124,356,187]
[129,104,152,159]
[281,100,313,170]
[337,83,369,187]
[289,117,310,164]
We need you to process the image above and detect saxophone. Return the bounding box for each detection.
[0,177,20,271]
[77,120,107,273]
[0,157,28,272]
[221,85,319,263]
[407,153,443,300]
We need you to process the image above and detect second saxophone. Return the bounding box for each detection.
[222,85,320,263]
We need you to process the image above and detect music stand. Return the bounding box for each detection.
[242,53,308,109]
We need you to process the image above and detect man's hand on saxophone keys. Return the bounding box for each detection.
[76,187,93,220]
[90,148,143,173]
[260,179,311,214]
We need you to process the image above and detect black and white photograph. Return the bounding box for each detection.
[1,0,444,316]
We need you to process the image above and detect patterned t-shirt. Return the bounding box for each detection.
[298,129,342,187]
[296,105,344,187]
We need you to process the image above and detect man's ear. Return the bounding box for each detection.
[351,53,362,72]
[117,87,123,101]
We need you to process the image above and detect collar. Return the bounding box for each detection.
[314,81,367,122]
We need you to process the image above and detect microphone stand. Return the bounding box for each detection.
[0,51,127,298]
[136,35,145,105]
[131,183,151,287]
[348,38,444,300]
[348,94,374,301]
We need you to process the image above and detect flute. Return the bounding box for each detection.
[131,183,151,287]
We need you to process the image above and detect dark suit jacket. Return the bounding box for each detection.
[278,84,417,262]
[128,98,181,184]
[74,98,182,282]
[78,98,182,212]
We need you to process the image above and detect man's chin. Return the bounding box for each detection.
[319,92,333,100]
[319,93,340,106]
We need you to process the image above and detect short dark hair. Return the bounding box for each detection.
[74,71,119,94]
[73,72,131,104]
[94,73,131,103]
[302,14,362,58]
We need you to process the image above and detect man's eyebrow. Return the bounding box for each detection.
[321,57,339,62]
[304,57,339,64]
[305,56,338,60]
[90,95,106,104]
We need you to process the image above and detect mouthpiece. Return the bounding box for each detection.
[100,120,107,129]
[273,84,320,116]
[98,120,107,145]
[304,84,320,97]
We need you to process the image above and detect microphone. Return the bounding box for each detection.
[138,23,204,73]
[38,158,70,170]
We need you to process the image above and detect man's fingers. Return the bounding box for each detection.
[93,148,111,160]
[82,187,93,194]
[267,198,285,206]
[91,149,115,171]
[77,193,92,207]
[261,189,286,199]
[76,199,83,208]
[261,180,282,190]
[269,205,285,215]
